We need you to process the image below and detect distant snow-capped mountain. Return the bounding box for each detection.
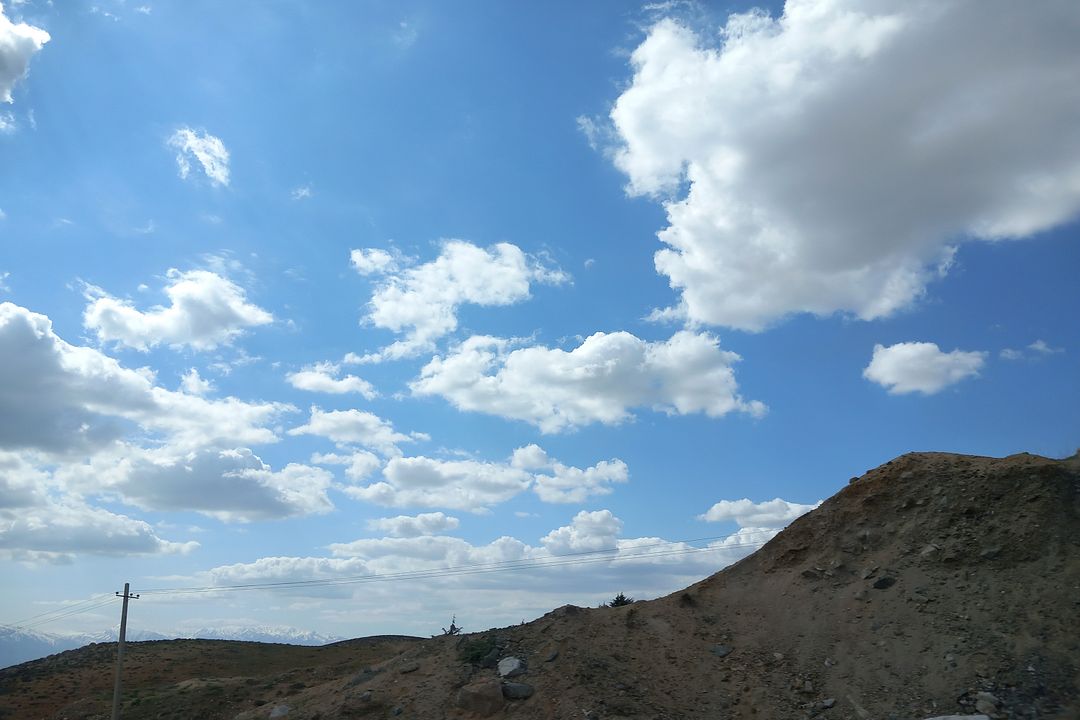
[0,624,345,669]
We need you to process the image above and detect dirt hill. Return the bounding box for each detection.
[2,451,1078,719]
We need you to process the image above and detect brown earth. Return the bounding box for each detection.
[2,451,1078,719]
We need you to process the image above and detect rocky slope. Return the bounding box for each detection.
[2,451,1078,719]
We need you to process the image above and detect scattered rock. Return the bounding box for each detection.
[391,707,403,716]
[873,576,897,590]
[979,547,1001,560]
[544,649,559,663]
[498,656,526,677]
[974,691,1000,715]
[502,682,535,699]
[455,678,505,717]
[268,706,290,719]
[711,644,733,658]
[398,661,420,674]
[822,698,836,708]
[922,716,990,720]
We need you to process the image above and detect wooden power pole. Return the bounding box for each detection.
[111,583,139,720]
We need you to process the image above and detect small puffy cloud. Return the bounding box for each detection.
[511,444,629,504]
[412,330,765,433]
[602,4,1080,330]
[864,341,986,395]
[0,110,14,133]
[698,497,820,527]
[1028,339,1063,355]
[83,269,273,351]
[347,456,533,512]
[0,302,291,456]
[356,240,569,362]
[286,362,376,398]
[0,3,50,104]
[291,185,312,200]
[167,127,230,186]
[311,450,382,482]
[350,248,401,276]
[288,407,420,457]
[1001,339,1065,361]
[347,446,627,512]
[366,512,460,538]
[540,509,622,555]
[180,368,214,395]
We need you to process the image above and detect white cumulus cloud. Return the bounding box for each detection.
[0,2,50,104]
[168,127,230,186]
[604,2,1080,330]
[288,407,422,457]
[83,269,273,351]
[355,240,568,362]
[344,446,628,512]
[0,301,291,456]
[68,446,336,523]
[412,330,764,433]
[286,362,376,398]
[698,497,820,527]
[366,512,460,538]
[863,341,986,395]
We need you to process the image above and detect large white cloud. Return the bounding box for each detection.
[1,498,198,562]
[347,456,533,512]
[167,127,230,186]
[863,341,986,395]
[84,269,273,351]
[412,330,765,433]
[604,2,1080,330]
[0,302,290,456]
[286,362,376,398]
[346,446,629,512]
[698,497,820,527]
[353,240,568,362]
[0,2,49,104]
[66,447,336,523]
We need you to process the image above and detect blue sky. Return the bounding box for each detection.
[1,0,1077,642]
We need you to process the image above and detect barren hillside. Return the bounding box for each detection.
[3,451,1078,719]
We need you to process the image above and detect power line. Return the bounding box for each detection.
[136,532,777,597]
[4,595,119,633]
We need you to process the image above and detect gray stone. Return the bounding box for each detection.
[498,656,526,677]
[921,716,990,720]
[974,691,1000,715]
[391,707,403,716]
[711,644,733,658]
[822,698,836,709]
[544,649,559,662]
[502,682,535,699]
[268,706,290,719]
[399,661,420,674]
[872,576,897,590]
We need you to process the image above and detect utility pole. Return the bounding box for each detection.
[111,583,139,720]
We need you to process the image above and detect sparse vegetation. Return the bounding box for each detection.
[458,636,497,665]
[601,592,635,607]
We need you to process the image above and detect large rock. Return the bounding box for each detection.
[455,678,505,717]
[502,682,535,699]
